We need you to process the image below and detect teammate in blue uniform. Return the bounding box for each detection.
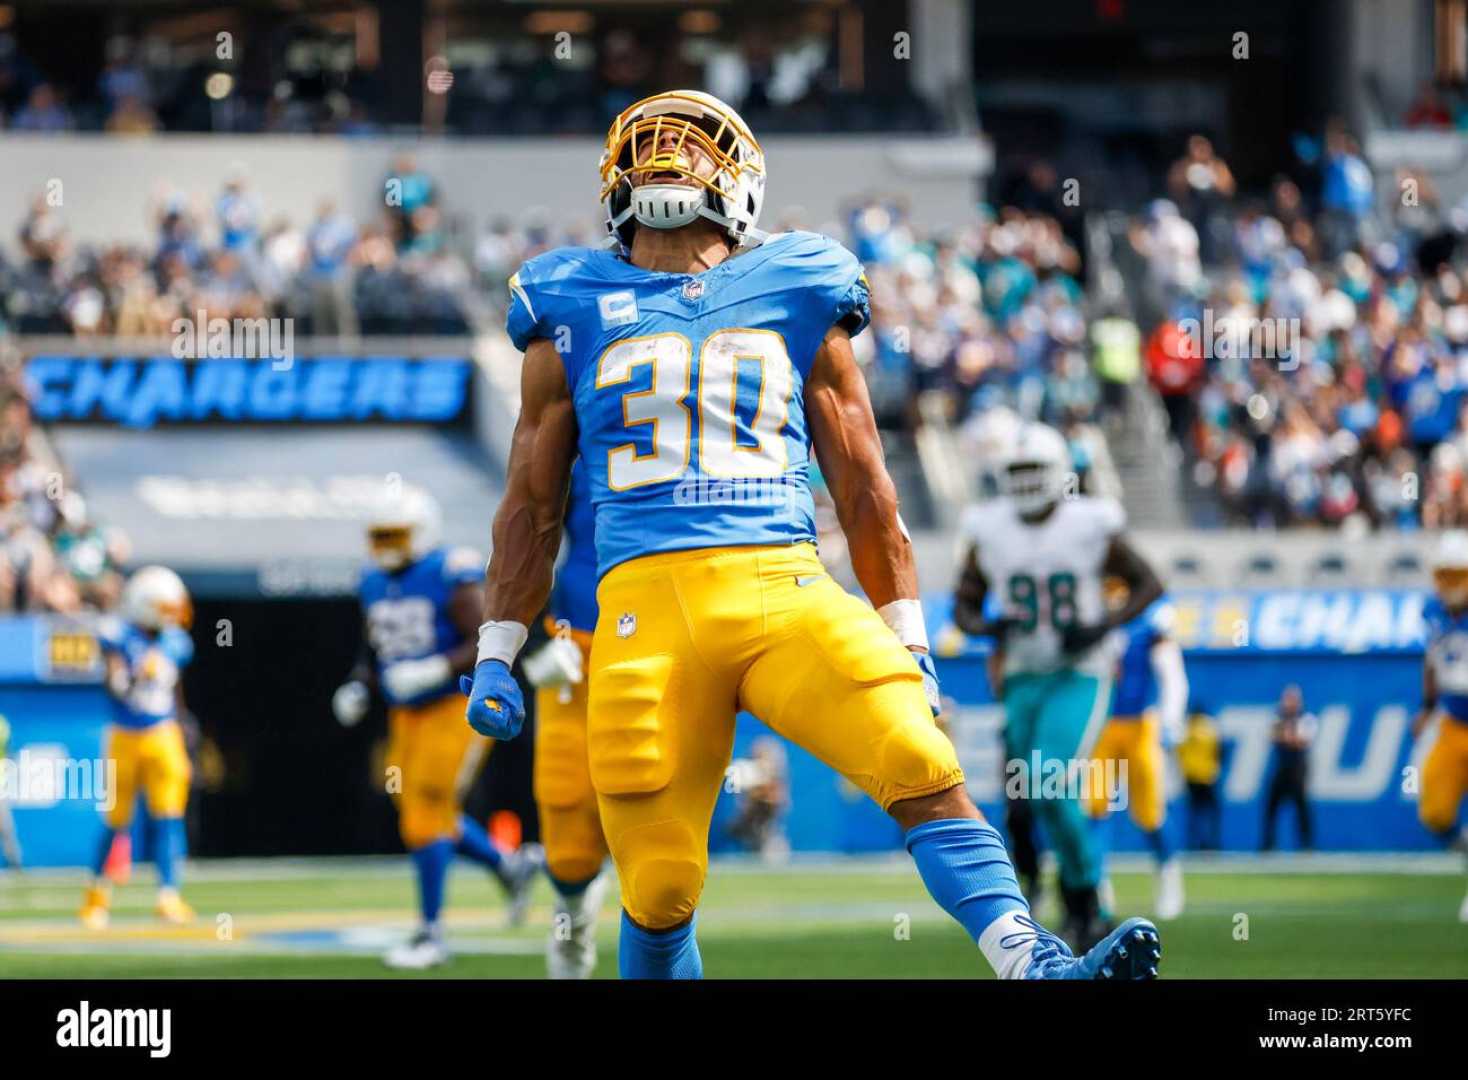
[463,89,1160,980]
[333,488,542,969]
[520,459,611,977]
[1415,531,1468,922]
[80,566,196,929]
[1086,584,1189,921]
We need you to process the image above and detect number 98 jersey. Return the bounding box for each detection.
[507,230,870,579]
[959,495,1125,677]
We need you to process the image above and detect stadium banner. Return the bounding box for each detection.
[23,355,473,428]
[0,590,1448,865]
[714,589,1442,855]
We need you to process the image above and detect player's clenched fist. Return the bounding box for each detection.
[461,659,525,739]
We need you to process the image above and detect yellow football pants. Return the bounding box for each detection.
[589,542,964,930]
[385,691,492,850]
[534,627,609,884]
[103,720,191,829]
[1420,715,1468,834]
[1084,715,1167,832]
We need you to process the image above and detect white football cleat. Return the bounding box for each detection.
[384,928,449,970]
[547,871,608,980]
[1458,885,1468,924]
[498,842,546,928]
[1154,859,1185,921]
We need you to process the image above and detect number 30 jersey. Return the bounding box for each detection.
[959,495,1125,677]
[507,230,870,578]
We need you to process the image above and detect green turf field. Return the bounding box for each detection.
[1,855,1465,978]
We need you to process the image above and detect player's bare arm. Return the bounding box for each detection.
[805,323,918,620]
[483,337,579,628]
[103,653,128,699]
[464,337,578,740]
[1099,536,1163,629]
[952,545,989,636]
[443,581,484,676]
[346,640,378,691]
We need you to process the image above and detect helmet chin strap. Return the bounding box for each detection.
[616,183,767,246]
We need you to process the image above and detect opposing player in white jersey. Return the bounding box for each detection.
[1414,529,1468,922]
[953,422,1163,950]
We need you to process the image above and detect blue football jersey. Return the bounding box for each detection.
[96,617,194,730]
[360,545,482,706]
[1424,595,1468,722]
[1109,599,1174,718]
[508,230,870,577]
[551,459,599,633]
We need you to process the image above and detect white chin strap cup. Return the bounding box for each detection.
[631,184,705,229]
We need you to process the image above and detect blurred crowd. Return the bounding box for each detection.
[1125,121,1468,530]
[0,24,937,139]
[0,156,471,338]
[0,358,129,616]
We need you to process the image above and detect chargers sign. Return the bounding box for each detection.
[24,356,471,428]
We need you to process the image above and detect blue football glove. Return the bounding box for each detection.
[913,649,942,718]
[461,659,525,740]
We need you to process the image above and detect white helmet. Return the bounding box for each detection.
[963,405,1023,499]
[121,565,192,631]
[600,89,766,254]
[1432,529,1468,606]
[1000,423,1073,515]
[366,486,441,571]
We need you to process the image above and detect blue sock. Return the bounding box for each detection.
[1145,827,1173,864]
[411,839,455,925]
[905,818,1030,945]
[90,827,119,878]
[153,817,186,889]
[619,910,703,979]
[454,814,503,871]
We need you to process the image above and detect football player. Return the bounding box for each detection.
[333,488,543,969]
[521,459,610,978]
[1414,529,1468,922]
[953,422,1164,951]
[1086,577,1189,921]
[463,89,1160,980]
[80,566,195,929]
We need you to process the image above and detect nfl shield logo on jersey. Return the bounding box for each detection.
[681,279,704,302]
[617,612,637,638]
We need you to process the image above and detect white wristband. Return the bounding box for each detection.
[877,599,929,652]
[476,620,529,667]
